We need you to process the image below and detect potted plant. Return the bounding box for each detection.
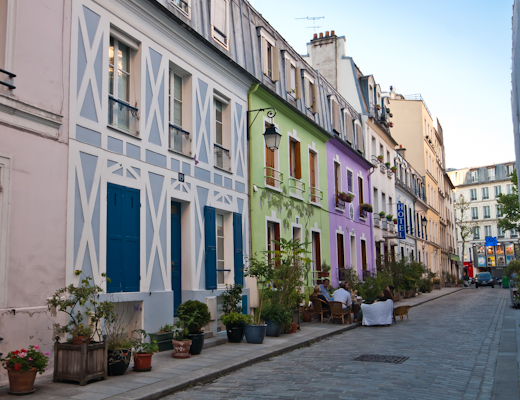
[338,191,349,201]
[243,253,275,344]
[386,108,390,113]
[393,218,398,224]
[389,122,394,128]
[379,211,386,218]
[386,214,393,221]
[377,155,384,162]
[105,321,133,376]
[391,166,397,173]
[47,272,114,385]
[171,323,192,359]
[360,203,373,213]
[433,278,441,290]
[320,261,331,278]
[376,104,381,110]
[385,162,391,168]
[220,312,252,343]
[131,329,158,372]
[1,345,49,395]
[149,324,175,352]
[262,304,292,337]
[389,113,393,118]
[344,193,355,202]
[177,300,211,355]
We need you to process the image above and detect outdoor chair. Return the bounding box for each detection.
[327,301,352,325]
[310,297,330,323]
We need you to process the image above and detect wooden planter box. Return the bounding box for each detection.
[150,332,174,352]
[53,336,107,386]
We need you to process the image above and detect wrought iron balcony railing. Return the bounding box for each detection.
[288,177,305,197]
[309,186,323,205]
[169,124,191,157]
[0,68,16,90]
[264,166,283,189]
[108,96,139,134]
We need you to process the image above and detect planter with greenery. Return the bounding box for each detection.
[150,324,175,352]
[386,214,393,221]
[104,312,133,377]
[262,303,292,337]
[385,162,391,168]
[131,329,158,372]
[177,300,211,355]
[391,166,397,173]
[433,278,441,290]
[220,312,252,343]
[338,191,349,202]
[48,272,114,385]
[393,219,398,224]
[171,323,192,359]
[360,203,373,213]
[1,345,49,395]
[379,211,386,217]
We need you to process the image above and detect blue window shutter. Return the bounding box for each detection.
[233,213,244,286]
[107,184,123,293]
[123,187,140,292]
[204,206,217,290]
[242,295,248,315]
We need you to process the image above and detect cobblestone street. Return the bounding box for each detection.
[167,289,518,400]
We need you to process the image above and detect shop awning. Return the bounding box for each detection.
[450,254,460,262]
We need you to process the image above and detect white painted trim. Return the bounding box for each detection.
[0,153,12,308]
[3,0,17,73]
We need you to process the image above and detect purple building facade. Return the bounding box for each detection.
[327,138,375,286]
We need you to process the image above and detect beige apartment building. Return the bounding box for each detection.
[388,91,458,280]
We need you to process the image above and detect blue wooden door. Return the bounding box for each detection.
[171,201,182,315]
[204,206,217,290]
[233,213,244,286]
[107,183,140,293]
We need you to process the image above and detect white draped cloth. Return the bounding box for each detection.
[361,300,394,326]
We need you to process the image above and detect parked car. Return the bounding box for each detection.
[475,272,494,289]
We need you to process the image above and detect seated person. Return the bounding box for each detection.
[378,286,394,301]
[310,285,330,309]
[333,282,352,310]
[319,279,331,301]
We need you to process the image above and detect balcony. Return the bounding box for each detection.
[289,177,305,198]
[373,214,381,228]
[108,96,139,135]
[387,169,393,178]
[334,194,346,210]
[264,166,283,189]
[309,186,323,205]
[381,219,387,229]
[359,206,368,220]
[0,68,16,90]
[379,163,386,173]
[169,124,191,157]
[214,144,232,172]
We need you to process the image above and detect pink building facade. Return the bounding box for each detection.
[0,0,71,384]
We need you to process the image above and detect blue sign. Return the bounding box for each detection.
[485,236,498,246]
[397,203,406,239]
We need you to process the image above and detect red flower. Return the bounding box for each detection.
[14,364,21,371]
[20,349,26,353]
[13,350,19,355]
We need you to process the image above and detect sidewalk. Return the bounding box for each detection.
[0,287,463,400]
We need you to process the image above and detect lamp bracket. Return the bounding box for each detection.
[247,107,277,132]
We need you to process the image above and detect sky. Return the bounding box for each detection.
[252,0,515,170]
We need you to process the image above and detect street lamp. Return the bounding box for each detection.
[248,108,280,151]
[421,216,427,228]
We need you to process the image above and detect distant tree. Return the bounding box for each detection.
[454,194,475,264]
[497,169,520,232]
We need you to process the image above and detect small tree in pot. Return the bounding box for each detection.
[176,300,211,355]
[262,303,292,337]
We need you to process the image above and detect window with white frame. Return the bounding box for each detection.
[214,93,231,172]
[507,184,513,194]
[473,226,480,239]
[0,155,11,308]
[482,187,489,200]
[260,29,279,81]
[331,97,341,135]
[511,228,518,237]
[496,205,502,218]
[334,161,341,199]
[216,214,226,285]
[470,189,477,201]
[211,0,229,49]
[170,0,191,18]
[484,225,492,237]
[284,54,298,97]
[471,170,478,182]
[487,167,495,180]
[344,110,354,145]
[346,169,353,193]
[506,164,514,176]
[471,207,478,220]
[497,226,504,238]
[355,123,364,154]
[495,185,502,197]
[483,206,490,219]
[304,72,318,113]
[108,33,139,133]
[309,150,319,204]
[168,68,192,156]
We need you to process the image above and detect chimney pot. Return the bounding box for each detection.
[400,145,403,148]
[319,32,323,38]
[331,30,335,36]
[313,33,318,39]
[325,31,329,36]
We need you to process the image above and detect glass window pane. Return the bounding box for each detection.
[118,71,129,102]
[216,122,223,146]
[218,238,224,259]
[118,42,130,72]
[109,37,114,66]
[215,101,222,122]
[218,270,224,285]
[174,74,182,101]
[174,100,182,127]
[217,214,223,233]
[108,67,114,96]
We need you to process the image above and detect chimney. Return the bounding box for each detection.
[313,33,318,39]
[396,146,406,159]
[325,31,329,37]
[331,30,335,36]
[319,32,323,38]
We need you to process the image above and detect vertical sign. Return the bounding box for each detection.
[397,203,405,239]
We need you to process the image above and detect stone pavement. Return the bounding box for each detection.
[167,287,518,400]
[0,287,463,400]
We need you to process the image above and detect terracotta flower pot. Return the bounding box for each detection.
[302,311,312,322]
[172,339,192,359]
[133,353,153,372]
[291,323,297,333]
[7,367,38,395]
[73,336,90,345]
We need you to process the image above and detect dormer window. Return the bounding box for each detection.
[284,53,299,99]
[471,170,478,182]
[330,96,341,135]
[170,0,191,18]
[344,110,354,145]
[488,167,496,180]
[303,71,318,114]
[211,0,229,50]
[260,30,279,82]
[506,164,514,176]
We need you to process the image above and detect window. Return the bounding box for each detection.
[337,233,345,271]
[217,214,225,285]
[334,161,341,198]
[261,34,279,81]
[344,111,354,145]
[170,0,190,17]
[312,231,321,284]
[265,122,279,188]
[289,138,301,179]
[108,35,138,133]
[168,69,191,156]
[497,227,504,238]
[347,169,353,193]
[355,123,364,154]
[361,240,367,272]
[488,167,495,180]
[496,205,502,218]
[482,187,489,200]
[214,95,231,171]
[331,97,341,135]
[495,185,502,198]
[473,226,480,240]
[470,189,477,201]
[511,228,518,238]
[309,150,319,204]
[304,73,319,113]
[350,235,357,269]
[507,184,513,195]
[284,55,299,98]
[358,176,364,204]
[484,225,492,238]
[267,221,280,265]
[471,207,478,220]
[483,206,490,219]
[471,170,478,182]
[211,0,229,49]
[506,164,514,176]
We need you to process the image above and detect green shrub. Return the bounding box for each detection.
[220,284,243,315]
[220,312,252,328]
[177,300,211,335]
[261,303,292,326]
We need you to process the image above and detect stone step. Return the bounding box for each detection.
[202,335,227,349]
